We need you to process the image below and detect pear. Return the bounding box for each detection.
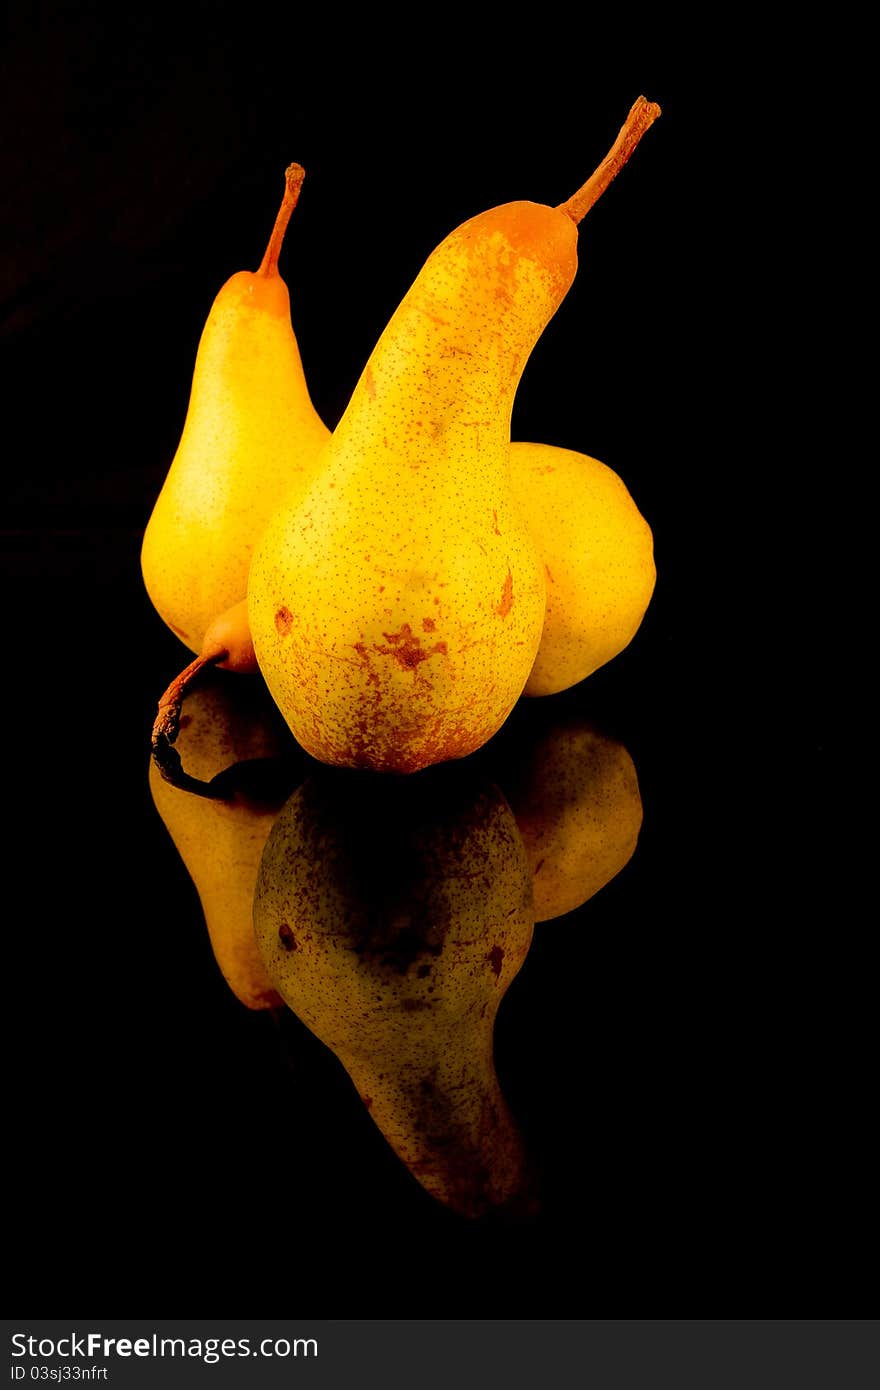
[248,99,660,773]
[148,669,302,1010]
[510,442,656,696]
[253,768,536,1218]
[141,164,329,657]
[489,707,643,922]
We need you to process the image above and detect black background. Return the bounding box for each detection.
[3,10,855,1316]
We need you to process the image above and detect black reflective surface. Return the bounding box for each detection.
[11,541,686,1311]
[3,19,855,1314]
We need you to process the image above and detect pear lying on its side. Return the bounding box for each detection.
[510,441,656,697]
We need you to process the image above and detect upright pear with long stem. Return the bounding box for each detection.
[248,99,660,773]
[141,164,329,658]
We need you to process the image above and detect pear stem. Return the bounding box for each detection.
[257,162,305,277]
[557,96,661,226]
[151,651,229,797]
[150,653,306,801]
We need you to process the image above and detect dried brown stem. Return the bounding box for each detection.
[150,651,228,797]
[257,162,305,276]
[558,96,661,226]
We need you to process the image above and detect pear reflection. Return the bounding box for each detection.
[148,669,303,1010]
[150,672,643,1218]
[254,767,536,1220]
[484,704,644,922]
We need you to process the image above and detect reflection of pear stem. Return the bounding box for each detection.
[558,95,661,226]
[257,162,305,277]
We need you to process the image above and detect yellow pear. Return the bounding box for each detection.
[253,768,536,1218]
[490,707,643,921]
[510,442,656,695]
[141,164,330,657]
[148,669,302,1009]
[248,99,660,772]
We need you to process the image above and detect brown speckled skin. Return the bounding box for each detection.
[248,202,579,772]
[253,769,536,1217]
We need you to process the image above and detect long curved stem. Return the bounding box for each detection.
[558,96,661,226]
[151,651,228,796]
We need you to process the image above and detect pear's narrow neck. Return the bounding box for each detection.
[342,1033,529,1218]
[330,226,563,483]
